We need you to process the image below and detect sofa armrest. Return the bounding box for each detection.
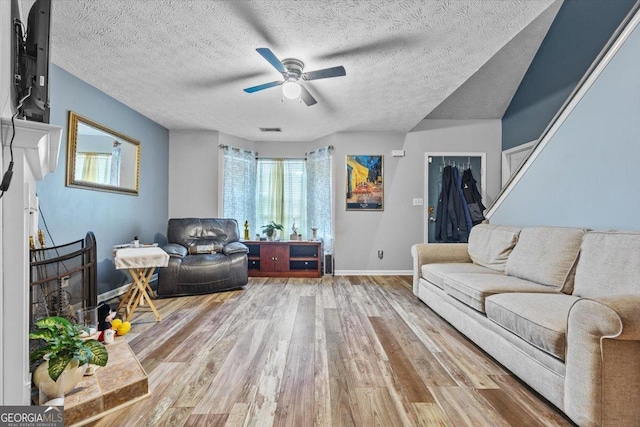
[223,241,249,256]
[565,295,640,426]
[162,243,188,258]
[589,295,640,340]
[411,243,470,295]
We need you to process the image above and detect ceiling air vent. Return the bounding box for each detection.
[259,127,282,132]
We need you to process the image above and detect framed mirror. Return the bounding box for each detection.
[66,111,140,195]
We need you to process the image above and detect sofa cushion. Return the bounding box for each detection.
[573,230,640,298]
[485,293,580,361]
[187,239,224,254]
[180,252,229,269]
[468,224,521,272]
[421,263,502,289]
[506,226,587,292]
[443,273,559,313]
[168,218,240,249]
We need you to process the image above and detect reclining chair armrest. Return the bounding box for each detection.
[411,243,470,295]
[162,243,188,259]
[565,295,640,426]
[223,241,249,256]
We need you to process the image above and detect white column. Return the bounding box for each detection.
[1,118,61,405]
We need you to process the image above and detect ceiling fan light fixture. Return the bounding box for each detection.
[282,81,301,100]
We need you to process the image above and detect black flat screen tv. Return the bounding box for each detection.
[12,0,51,123]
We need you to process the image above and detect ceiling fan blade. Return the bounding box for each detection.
[256,48,287,74]
[187,71,269,89]
[317,35,412,61]
[299,85,317,106]
[243,80,283,93]
[227,2,278,47]
[302,66,346,81]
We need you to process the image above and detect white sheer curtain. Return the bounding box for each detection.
[222,146,257,236]
[306,146,333,254]
[110,143,121,186]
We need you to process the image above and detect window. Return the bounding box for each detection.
[256,159,306,240]
[222,145,333,253]
[74,144,122,186]
[75,152,112,185]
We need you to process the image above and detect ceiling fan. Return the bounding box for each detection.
[243,48,346,106]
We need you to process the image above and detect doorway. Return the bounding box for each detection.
[501,140,536,187]
[424,152,486,243]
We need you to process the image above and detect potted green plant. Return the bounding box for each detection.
[261,221,284,240]
[30,316,109,394]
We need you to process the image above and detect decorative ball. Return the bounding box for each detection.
[111,318,123,330]
[116,321,131,336]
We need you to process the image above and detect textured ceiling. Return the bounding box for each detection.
[50,0,561,141]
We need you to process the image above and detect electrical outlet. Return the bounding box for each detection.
[378,250,383,259]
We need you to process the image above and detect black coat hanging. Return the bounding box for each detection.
[461,168,485,225]
[435,166,468,242]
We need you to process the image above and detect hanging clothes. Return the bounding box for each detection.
[462,168,486,225]
[435,166,468,242]
[453,166,472,241]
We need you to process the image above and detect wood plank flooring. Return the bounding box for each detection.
[90,276,575,427]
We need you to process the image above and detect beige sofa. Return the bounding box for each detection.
[411,225,640,427]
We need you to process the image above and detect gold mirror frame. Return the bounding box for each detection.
[65,111,140,195]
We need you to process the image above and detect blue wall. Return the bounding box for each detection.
[502,0,636,150]
[491,20,640,229]
[37,65,169,294]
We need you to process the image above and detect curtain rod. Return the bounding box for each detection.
[218,144,258,157]
[305,145,334,157]
[219,144,333,159]
[257,157,306,161]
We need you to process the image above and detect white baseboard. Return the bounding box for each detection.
[334,270,412,276]
[98,273,158,301]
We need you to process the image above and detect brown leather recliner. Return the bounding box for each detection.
[157,218,248,297]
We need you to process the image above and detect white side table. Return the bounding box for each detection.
[114,247,169,322]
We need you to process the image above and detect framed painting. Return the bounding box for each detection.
[346,155,383,211]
